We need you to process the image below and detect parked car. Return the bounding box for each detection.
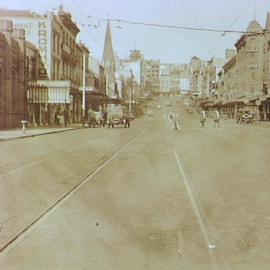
[236,110,253,124]
[87,109,99,128]
[106,105,131,128]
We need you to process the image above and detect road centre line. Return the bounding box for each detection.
[174,151,226,270]
[0,127,147,257]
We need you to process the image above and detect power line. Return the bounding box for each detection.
[70,0,104,41]
[70,0,104,47]
[208,1,252,57]
[97,18,267,35]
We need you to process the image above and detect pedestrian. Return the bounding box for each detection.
[58,111,64,128]
[55,110,60,127]
[103,110,108,127]
[213,110,220,127]
[172,113,180,130]
[64,109,68,127]
[200,110,206,127]
[168,112,174,129]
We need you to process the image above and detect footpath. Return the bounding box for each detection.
[220,117,270,128]
[0,125,83,142]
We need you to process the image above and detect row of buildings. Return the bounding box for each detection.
[0,5,159,130]
[5,5,270,128]
[0,4,197,130]
[0,6,110,129]
[103,22,192,100]
[189,13,270,121]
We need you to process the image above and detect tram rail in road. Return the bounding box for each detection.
[0,128,147,257]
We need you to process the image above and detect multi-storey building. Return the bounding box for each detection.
[0,6,87,125]
[261,12,270,120]
[142,59,160,94]
[221,56,238,117]
[218,19,266,119]
[159,64,170,95]
[87,55,107,111]
[171,64,190,94]
[158,64,189,95]
[235,20,264,100]
[0,20,26,129]
[118,59,141,108]
[26,40,48,126]
[189,56,208,97]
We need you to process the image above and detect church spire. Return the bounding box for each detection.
[266,12,270,31]
[103,20,115,63]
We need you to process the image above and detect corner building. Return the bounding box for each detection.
[0,20,27,129]
[0,6,86,125]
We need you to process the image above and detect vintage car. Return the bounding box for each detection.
[236,110,253,124]
[107,105,131,128]
[87,109,99,127]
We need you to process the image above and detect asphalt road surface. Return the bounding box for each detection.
[0,97,270,270]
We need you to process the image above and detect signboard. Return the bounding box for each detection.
[11,17,52,77]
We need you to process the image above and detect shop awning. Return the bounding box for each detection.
[37,80,72,104]
[86,91,109,105]
[27,85,48,103]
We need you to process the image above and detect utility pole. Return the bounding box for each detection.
[129,78,132,112]
[82,53,86,126]
[129,69,134,112]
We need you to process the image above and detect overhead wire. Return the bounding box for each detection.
[69,0,103,47]
[96,18,267,35]
[71,0,104,41]
[208,1,253,58]
[63,2,267,62]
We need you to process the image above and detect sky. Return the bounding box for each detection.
[0,0,269,63]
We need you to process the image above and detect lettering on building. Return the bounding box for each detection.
[38,21,48,64]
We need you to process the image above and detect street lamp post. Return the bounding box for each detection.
[129,69,134,112]
[82,53,86,126]
[129,79,132,112]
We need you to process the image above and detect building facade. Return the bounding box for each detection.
[142,59,160,94]
[0,6,86,126]
[0,20,27,129]
[217,19,267,120]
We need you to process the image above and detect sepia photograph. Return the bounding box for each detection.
[0,0,270,269]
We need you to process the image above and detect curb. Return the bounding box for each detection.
[0,126,84,142]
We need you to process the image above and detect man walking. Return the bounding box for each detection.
[213,110,220,127]
[200,110,206,127]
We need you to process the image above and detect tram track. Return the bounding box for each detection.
[0,127,147,257]
[0,131,118,180]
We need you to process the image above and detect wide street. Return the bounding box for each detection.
[0,97,270,270]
